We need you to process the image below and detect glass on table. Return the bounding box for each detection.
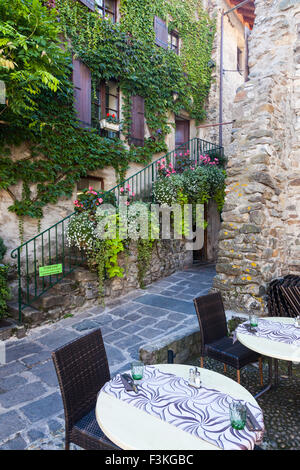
[249,314,258,328]
[131,361,144,381]
[229,401,247,430]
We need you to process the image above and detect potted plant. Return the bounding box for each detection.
[100,113,121,132]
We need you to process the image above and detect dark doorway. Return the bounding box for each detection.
[175,117,190,148]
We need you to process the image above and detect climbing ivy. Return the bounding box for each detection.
[0,0,215,222]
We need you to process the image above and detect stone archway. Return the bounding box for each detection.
[214,0,300,314]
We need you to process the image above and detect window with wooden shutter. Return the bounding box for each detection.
[77,0,95,11]
[130,95,145,147]
[72,58,92,128]
[154,16,168,49]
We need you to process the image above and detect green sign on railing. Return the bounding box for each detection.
[39,264,62,277]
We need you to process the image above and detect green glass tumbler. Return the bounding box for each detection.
[229,401,247,430]
[131,361,144,381]
[249,314,258,328]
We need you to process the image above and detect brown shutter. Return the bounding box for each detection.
[154,16,168,49]
[130,95,145,147]
[72,58,92,127]
[77,0,95,10]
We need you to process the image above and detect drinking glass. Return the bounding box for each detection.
[249,314,258,328]
[229,401,247,430]
[131,361,144,381]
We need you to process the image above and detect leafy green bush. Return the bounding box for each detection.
[153,164,226,209]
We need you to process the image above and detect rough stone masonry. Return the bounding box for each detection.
[214,0,300,314]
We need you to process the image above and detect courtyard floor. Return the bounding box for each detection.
[0,263,299,450]
[0,264,214,450]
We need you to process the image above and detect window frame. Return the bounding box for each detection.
[168,30,179,55]
[77,175,104,194]
[94,0,117,23]
[94,80,120,121]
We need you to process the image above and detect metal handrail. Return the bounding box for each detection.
[10,137,224,322]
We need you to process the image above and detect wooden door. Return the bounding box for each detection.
[175,118,190,148]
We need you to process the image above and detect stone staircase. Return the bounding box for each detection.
[7,267,94,327]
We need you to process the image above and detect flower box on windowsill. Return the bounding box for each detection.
[99,119,120,132]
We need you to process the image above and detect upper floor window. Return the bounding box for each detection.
[93,80,120,138]
[94,81,120,122]
[95,0,117,22]
[169,31,179,55]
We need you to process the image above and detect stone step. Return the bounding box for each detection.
[7,302,43,328]
[0,317,26,340]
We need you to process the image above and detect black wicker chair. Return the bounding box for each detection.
[52,328,119,450]
[194,292,263,385]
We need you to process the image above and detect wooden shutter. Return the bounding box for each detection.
[130,95,145,147]
[154,16,168,49]
[77,0,95,10]
[73,58,92,128]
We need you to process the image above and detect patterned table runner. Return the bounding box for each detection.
[102,366,264,450]
[234,319,300,346]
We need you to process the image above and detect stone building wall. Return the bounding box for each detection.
[0,106,198,264]
[0,0,246,264]
[214,0,300,314]
[200,0,246,148]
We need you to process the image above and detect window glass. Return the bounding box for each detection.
[168,31,179,54]
[106,81,119,118]
[95,0,116,22]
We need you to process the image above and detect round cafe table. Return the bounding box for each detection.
[236,317,300,397]
[96,363,261,450]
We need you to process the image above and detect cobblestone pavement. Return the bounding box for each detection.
[0,264,215,450]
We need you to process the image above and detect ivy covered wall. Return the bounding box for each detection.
[0,0,216,258]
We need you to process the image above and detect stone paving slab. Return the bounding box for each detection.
[0,263,215,450]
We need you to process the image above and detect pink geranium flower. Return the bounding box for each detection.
[120,187,124,193]
[98,198,103,203]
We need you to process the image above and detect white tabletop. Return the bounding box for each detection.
[236,317,300,362]
[96,363,261,450]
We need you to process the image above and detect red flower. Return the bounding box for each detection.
[112,114,115,118]
[107,113,110,117]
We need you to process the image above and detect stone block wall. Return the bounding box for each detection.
[214,0,300,314]
[79,239,194,304]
